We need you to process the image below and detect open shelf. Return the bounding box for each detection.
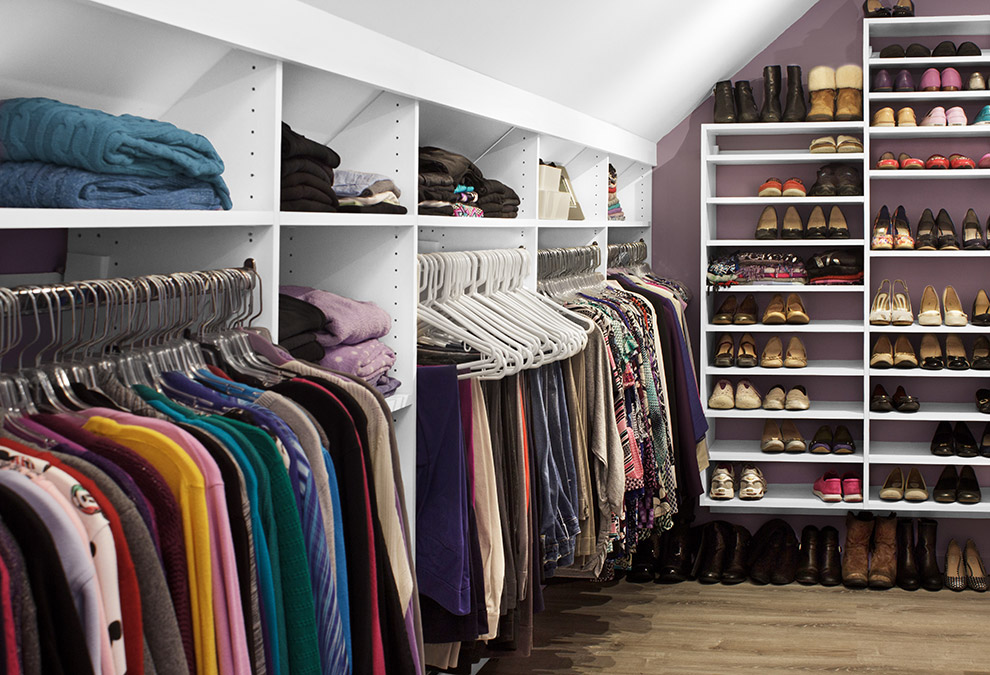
[708,440,862,464]
[869,402,990,423]
[709,320,864,333]
[701,484,866,514]
[868,55,990,67]
[706,401,864,420]
[869,249,990,258]
[868,170,990,180]
[707,360,865,377]
[710,239,866,247]
[702,122,866,136]
[707,196,866,205]
[869,91,990,102]
[871,323,990,333]
[715,284,864,293]
[869,368,990,378]
[866,488,990,517]
[0,209,274,228]
[280,212,416,227]
[870,442,990,466]
[869,126,990,138]
[707,151,865,165]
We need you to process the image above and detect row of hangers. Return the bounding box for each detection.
[417,248,589,380]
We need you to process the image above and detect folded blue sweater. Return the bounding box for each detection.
[0,97,231,208]
[0,161,223,209]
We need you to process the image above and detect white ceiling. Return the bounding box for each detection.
[305,0,817,142]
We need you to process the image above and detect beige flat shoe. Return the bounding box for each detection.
[784,336,808,368]
[708,379,735,409]
[897,106,917,127]
[755,206,778,239]
[761,419,785,452]
[871,335,894,368]
[735,380,762,409]
[891,279,913,326]
[762,293,786,325]
[782,206,804,238]
[918,284,941,326]
[894,335,918,368]
[905,467,929,502]
[739,465,767,500]
[943,285,968,326]
[809,135,837,153]
[761,336,784,368]
[763,385,786,410]
[785,385,810,410]
[781,420,806,452]
[709,465,735,500]
[828,206,849,238]
[880,466,905,501]
[785,293,810,324]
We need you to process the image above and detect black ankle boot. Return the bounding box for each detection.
[916,518,943,591]
[694,522,728,584]
[735,81,760,123]
[656,522,695,583]
[713,81,737,123]
[782,65,807,122]
[896,518,920,590]
[794,525,820,585]
[760,65,783,122]
[721,524,751,585]
[626,546,656,583]
[818,526,842,586]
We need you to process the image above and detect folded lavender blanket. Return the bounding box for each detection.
[318,339,395,383]
[280,285,391,347]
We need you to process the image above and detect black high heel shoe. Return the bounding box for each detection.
[863,0,892,17]
[931,421,955,456]
[936,208,960,251]
[892,0,915,17]
[973,336,990,370]
[934,465,959,503]
[914,208,937,250]
[958,466,982,504]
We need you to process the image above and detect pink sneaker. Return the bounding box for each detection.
[841,472,863,502]
[921,106,947,127]
[813,471,843,503]
[979,153,990,169]
[946,106,968,126]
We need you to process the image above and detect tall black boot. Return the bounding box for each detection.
[782,65,807,122]
[656,522,695,583]
[819,526,842,586]
[916,518,943,591]
[713,81,736,123]
[760,65,783,122]
[794,525,820,585]
[735,81,760,123]
[896,518,920,590]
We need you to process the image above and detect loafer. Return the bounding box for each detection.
[968,72,987,91]
[957,41,982,57]
[921,106,947,126]
[863,0,891,17]
[872,106,895,127]
[832,425,855,454]
[810,425,832,454]
[761,419,785,452]
[758,177,783,197]
[813,471,842,502]
[941,67,963,91]
[735,379,762,409]
[781,420,806,452]
[899,152,924,169]
[784,385,810,410]
[841,472,863,503]
[950,153,976,169]
[925,153,949,169]
[931,421,955,456]
[872,69,893,92]
[897,107,917,126]
[905,43,931,58]
[895,69,915,92]
[934,465,959,503]
[946,106,968,126]
[880,467,905,501]
[870,383,894,412]
[880,44,906,59]
[919,68,941,91]
[708,379,734,409]
[933,40,957,57]
[954,421,979,458]
[958,465,982,503]
[781,177,807,197]
[905,467,929,502]
[763,384,786,410]
[974,105,990,125]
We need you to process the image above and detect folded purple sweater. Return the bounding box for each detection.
[280,285,391,346]
[318,339,396,383]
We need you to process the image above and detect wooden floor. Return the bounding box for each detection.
[478,578,990,674]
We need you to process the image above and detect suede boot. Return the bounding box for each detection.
[770,522,799,585]
[694,521,728,584]
[713,81,737,123]
[806,66,836,122]
[916,518,943,591]
[735,81,760,123]
[869,513,897,589]
[843,511,874,588]
[794,525,820,585]
[760,65,783,123]
[656,522,696,583]
[721,524,751,585]
[835,65,864,121]
[782,65,807,122]
[896,518,920,591]
[819,526,842,586]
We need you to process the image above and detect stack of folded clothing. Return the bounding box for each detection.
[417,146,519,218]
[279,285,401,396]
[608,163,625,221]
[806,249,864,285]
[332,169,406,214]
[0,97,231,209]
[281,122,340,212]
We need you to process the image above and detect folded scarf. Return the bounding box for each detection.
[319,339,396,382]
[333,169,400,198]
[281,285,391,346]
[0,161,222,209]
[0,97,231,208]
[453,203,483,218]
[281,123,340,168]
[278,294,326,340]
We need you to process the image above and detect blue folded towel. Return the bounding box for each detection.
[0,161,223,209]
[0,97,231,209]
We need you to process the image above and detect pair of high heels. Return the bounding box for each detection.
[870,383,919,413]
[931,420,989,457]
[862,0,913,17]
[934,466,981,504]
[874,334,982,370]
[870,205,913,249]
[869,278,912,324]
[918,285,967,326]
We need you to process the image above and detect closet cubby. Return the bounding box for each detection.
[537,136,609,221]
[609,157,653,223]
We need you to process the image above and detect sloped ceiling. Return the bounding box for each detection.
[304,0,818,142]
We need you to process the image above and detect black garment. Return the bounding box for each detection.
[338,202,408,215]
[281,123,340,169]
[419,147,483,187]
[417,344,482,365]
[281,169,335,194]
[418,172,455,189]
[418,205,454,217]
[280,198,338,213]
[277,294,325,341]
[70,382,128,411]
[280,332,318,351]
[280,156,333,183]
[281,184,338,209]
[0,489,95,675]
[418,187,457,202]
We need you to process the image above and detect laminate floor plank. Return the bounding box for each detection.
[478,580,990,674]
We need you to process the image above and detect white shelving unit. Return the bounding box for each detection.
[3,0,655,557]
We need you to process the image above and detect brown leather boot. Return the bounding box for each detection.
[835,65,863,121]
[806,66,836,122]
[842,511,873,588]
[869,513,897,589]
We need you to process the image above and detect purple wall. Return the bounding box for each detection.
[0,230,67,274]
[654,0,990,550]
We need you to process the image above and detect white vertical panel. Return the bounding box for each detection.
[475,129,539,219]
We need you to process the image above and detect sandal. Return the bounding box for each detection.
[869,278,893,325]
[891,279,913,325]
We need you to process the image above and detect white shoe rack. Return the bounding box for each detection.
[699,13,990,519]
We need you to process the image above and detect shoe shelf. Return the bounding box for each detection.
[709,239,867,247]
[718,284,863,293]
[708,441,862,464]
[866,488,990,518]
[706,196,865,205]
[869,368,990,378]
[703,122,865,137]
[868,170,990,181]
[706,401,864,420]
[869,442,990,466]
[707,360,864,377]
[0,209,276,229]
[871,323,990,334]
[869,126,990,138]
[866,15,990,38]
[710,320,864,333]
[707,151,865,165]
[869,91,990,102]
[869,403,990,423]
[702,484,867,514]
[869,250,990,258]
[867,56,990,68]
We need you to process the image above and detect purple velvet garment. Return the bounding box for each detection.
[318,339,396,383]
[280,285,391,347]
